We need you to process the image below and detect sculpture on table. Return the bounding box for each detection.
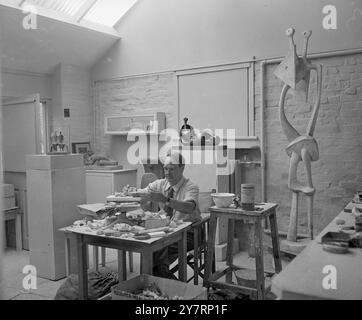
[274,28,323,254]
[84,151,122,169]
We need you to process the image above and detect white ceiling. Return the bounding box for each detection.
[0,4,121,74]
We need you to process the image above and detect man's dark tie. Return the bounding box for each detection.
[165,187,174,218]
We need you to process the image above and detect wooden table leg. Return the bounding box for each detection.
[77,234,88,300]
[117,250,127,281]
[226,219,235,284]
[269,210,282,273]
[64,236,71,277]
[141,250,153,275]
[307,194,314,240]
[86,245,89,269]
[15,212,22,251]
[193,227,199,285]
[3,220,7,250]
[178,230,187,282]
[101,248,106,267]
[206,220,216,274]
[254,218,265,300]
[93,246,99,271]
[128,251,133,273]
[204,214,217,287]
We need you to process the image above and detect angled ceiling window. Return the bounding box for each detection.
[22,0,88,16]
[83,0,138,27]
[15,0,138,28]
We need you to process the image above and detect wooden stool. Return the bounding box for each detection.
[204,203,282,300]
[170,213,216,284]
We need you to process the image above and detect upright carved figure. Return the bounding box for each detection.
[274,28,322,251]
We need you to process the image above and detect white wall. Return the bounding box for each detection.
[51,64,93,145]
[1,71,52,99]
[92,0,362,80]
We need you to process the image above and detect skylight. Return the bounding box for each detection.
[83,0,138,27]
[23,0,88,16]
[13,0,138,28]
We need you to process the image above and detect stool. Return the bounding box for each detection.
[3,207,22,251]
[204,203,282,300]
[171,213,216,284]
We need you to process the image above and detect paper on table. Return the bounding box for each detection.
[77,203,108,216]
[78,203,107,211]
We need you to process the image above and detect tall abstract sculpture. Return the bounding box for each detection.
[274,28,322,253]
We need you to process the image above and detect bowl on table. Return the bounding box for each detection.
[211,193,235,208]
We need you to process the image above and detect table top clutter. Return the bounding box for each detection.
[272,201,362,300]
[61,220,191,245]
[63,183,191,241]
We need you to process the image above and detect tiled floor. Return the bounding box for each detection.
[1,239,290,300]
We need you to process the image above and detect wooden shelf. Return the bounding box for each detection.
[104,112,166,135]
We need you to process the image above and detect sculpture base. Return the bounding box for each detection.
[280,238,311,256]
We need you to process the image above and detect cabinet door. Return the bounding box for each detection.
[86,173,113,203]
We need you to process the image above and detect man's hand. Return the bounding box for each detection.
[150,192,168,204]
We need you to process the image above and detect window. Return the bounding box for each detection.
[16,0,138,28]
[83,0,138,27]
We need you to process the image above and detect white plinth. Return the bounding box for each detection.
[26,154,86,280]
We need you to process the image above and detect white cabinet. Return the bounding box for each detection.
[86,169,137,203]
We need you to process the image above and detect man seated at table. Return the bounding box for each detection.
[139,150,201,279]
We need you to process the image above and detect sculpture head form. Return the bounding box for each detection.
[274,27,313,101]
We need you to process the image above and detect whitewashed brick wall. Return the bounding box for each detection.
[93,53,362,234]
[93,73,176,154]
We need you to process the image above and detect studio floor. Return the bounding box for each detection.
[1,240,290,300]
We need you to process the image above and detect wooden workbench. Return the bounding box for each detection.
[60,222,191,300]
[272,202,362,300]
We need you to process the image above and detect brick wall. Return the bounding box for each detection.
[93,73,176,185]
[255,53,362,234]
[93,53,362,234]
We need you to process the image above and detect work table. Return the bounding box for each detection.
[272,201,362,300]
[85,168,137,174]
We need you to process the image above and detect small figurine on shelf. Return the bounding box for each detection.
[58,131,66,151]
[48,130,69,154]
[50,131,58,152]
[180,117,195,145]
